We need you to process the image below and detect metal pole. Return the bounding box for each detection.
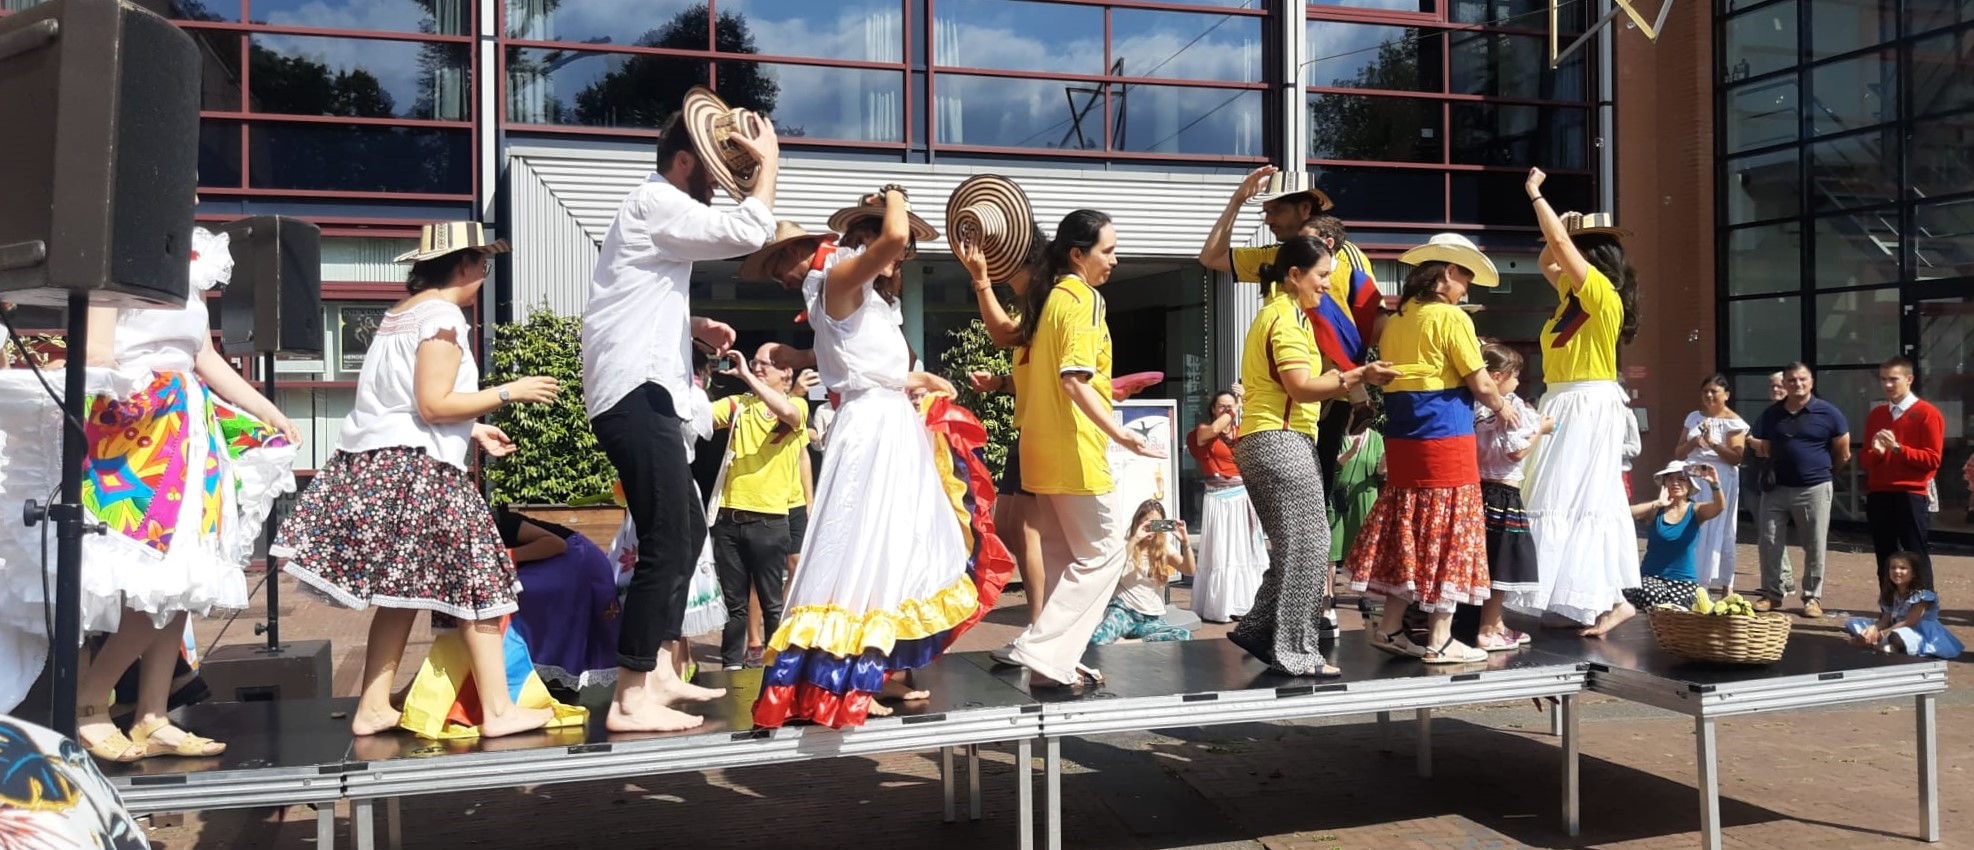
[49,292,91,737]
[260,351,281,651]
[1597,0,1617,214]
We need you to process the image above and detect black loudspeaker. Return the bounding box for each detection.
[0,0,200,308]
[216,216,323,355]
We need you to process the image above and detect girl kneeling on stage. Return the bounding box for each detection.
[274,223,561,738]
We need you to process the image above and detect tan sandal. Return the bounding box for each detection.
[130,716,226,758]
[76,705,141,763]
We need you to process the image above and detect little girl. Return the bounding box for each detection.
[1847,551,1963,659]
[1581,461,1726,638]
[1472,343,1549,650]
[1090,500,1196,645]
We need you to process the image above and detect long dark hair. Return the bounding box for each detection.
[406,250,479,294]
[1880,551,1937,609]
[1572,234,1640,345]
[1256,236,1332,297]
[1396,261,1456,315]
[1016,209,1111,347]
[1200,391,1237,424]
[1700,373,1731,393]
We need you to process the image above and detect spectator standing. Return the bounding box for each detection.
[1748,363,1851,618]
[1861,356,1945,577]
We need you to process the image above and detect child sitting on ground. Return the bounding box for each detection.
[1847,551,1963,659]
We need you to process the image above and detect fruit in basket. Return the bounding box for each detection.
[1692,587,1713,614]
[1686,588,1759,616]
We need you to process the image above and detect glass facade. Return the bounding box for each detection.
[1715,0,1974,532]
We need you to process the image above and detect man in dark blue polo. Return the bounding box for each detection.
[1748,362,1852,619]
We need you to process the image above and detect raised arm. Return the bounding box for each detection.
[958,238,1022,347]
[1524,168,1593,291]
[1198,166,1275,274]
[722,358,804,431]
[824,187,911,320]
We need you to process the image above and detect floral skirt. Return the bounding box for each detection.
[1346,483,1490,613]
[274,447,518,622]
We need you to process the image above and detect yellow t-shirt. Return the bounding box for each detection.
[1017,275,1114,496]
[1229,240,1372,308]
[1379,300,1485,393]
[785,406,812,511]
[713,393,807,515]
[1540,266,1622,384]
[1239,294,1325,438]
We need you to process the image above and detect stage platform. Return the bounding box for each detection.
[91,626,1946,850]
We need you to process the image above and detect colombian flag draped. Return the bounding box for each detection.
[399,615,588,740]
[1301,241,1381,372]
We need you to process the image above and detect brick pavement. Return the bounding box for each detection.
[153,540,1972,849]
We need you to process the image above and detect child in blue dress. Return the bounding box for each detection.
[1847,551,1963,659]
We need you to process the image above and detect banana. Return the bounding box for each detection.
[1692,587,1714,615]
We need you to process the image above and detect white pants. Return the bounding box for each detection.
[1010,492,1127,683]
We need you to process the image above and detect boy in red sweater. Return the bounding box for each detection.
[1862,356,1944,579]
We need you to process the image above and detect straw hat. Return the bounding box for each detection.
[393,222,509,263]
[1247,171,1335,211]
[945,174,1036,283]
[681,86,768,203]
[827,192,939,243]
[1542,211,1633,242]
[737,221,831,286]
[1652,460,1693,482]
[1398,233,1500,287]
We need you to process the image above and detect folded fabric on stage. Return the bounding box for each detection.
[398,615,588,740]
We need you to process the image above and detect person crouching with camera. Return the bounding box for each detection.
[1088,500,1197,645]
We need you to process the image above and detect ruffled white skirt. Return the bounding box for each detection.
[1507,380,1641,624]
[1191,483,1268,622]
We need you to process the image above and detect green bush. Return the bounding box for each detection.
[484,305,616,505]
[938,318,1015,478]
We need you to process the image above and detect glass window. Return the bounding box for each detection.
[194,32,243,112]
[250,36,471,122]
[166,0,239,21]
[1726,222,1802,295]
[1811,213,1899,288]
[717,62,905,142]
[1731,372,1778,422]
[1808,0,1896,57]
[1308,94,1443,162]
[1727,296,1802,366]
[1310,166,1444,222]
[1809,50,1895,135]
[1912,28,1974,117]
[247,124,472,195]
[715,0,903,63]
[1914,197,1974,279]
[505,49,710,128]
[1450,171,1592,225]
[1813,288,1900,365]
[1725,147,1801,225]
[932,0,1104,75]
[1451,0,1585,31]
[1812,365,1879,519]
[1807,130,1898,212]
[1723,2,1798,82]
[251,0,469,35]
[1907,0,1974,33]
[934,74,1105,149]
[1448,31,1586,101]
[1308,0,1433,14]
[1724,76,1799,153]
[1449,103,1588,168]
[1110,85,1263,156]
[1305,22,1442,93]
[1111,9,1263,83]
[199,121,243,188]
[506,0,698,43]
[1908,108,1974,198]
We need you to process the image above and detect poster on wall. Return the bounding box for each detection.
[1109,400,1180,520]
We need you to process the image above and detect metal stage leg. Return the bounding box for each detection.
[1415,708,1432,778]
[1695,716,1721,850]
[968,744,983,822]
[1560,694,1580,837]
[1377,710,1392,753]
[942,746,956,823]
[1551,700,1564,737]
[313,803,335,850]
[1045,737,1063,850]
[353,798,374,850]
[1918,693,1939,842]
[1017,738,1034,850]
[385,797,402,849]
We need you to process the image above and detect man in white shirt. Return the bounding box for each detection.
[585,106,780,733]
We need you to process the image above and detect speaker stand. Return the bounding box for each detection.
[253,351,282,653]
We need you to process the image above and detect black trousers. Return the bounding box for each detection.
[590,384,706,672]
[1317,401,1352,513]
[1866,490,1931,579]
[713,514,789,665]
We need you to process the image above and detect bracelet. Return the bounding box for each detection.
[972,279,992,292]
[1530,195,1546,203]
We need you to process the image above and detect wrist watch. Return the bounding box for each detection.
[498,386,512,403]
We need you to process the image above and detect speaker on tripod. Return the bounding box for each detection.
[0,0,200,309]
[216,216,324,356]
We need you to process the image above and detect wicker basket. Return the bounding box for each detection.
[1647,608,1792,664]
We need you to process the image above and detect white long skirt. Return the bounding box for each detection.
[1507,380,1641,624]
[1688,457,1740,589]
[1191,483,1268,622]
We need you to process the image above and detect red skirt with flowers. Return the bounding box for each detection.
[1345,483,1490,613]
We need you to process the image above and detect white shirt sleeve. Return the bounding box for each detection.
[648,195,777,263]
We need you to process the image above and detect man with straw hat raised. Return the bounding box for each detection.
[583,86,781,733]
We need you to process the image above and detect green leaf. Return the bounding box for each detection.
[482,304,618,505]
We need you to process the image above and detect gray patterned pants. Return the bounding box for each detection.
[1230,429,1332,673]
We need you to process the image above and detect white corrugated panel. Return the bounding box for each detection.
[321,236,416,283]
[508,157,602,317]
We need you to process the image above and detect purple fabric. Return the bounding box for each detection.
[511,533,622,687]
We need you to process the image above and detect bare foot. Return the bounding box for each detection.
[867,702,894,717]
[654,677,726,704]
[351,705,403,737]
[606,699,705,733]
[479,705,555,738]
[1579,603,1637,639]
[880,677,930,702]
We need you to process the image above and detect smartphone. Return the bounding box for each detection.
[1146,520,1178,533]
[723,351,747,372]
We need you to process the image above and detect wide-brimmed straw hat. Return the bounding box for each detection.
[828,193,939,243]
[945,174,1036,283]
[1653,460,1693,482]
[1399,233,1499,287]
[1247,171,1335,211]
[393,222,509,263]
[1541,211,1633,242]
[737,221,831,285]
[681,86,768,203]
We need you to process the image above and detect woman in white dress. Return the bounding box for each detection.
[1677,374,1749,592]
[1187,387,1268,622]
[749,186,978,729]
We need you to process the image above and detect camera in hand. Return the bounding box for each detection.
[1147,520,1178,533]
